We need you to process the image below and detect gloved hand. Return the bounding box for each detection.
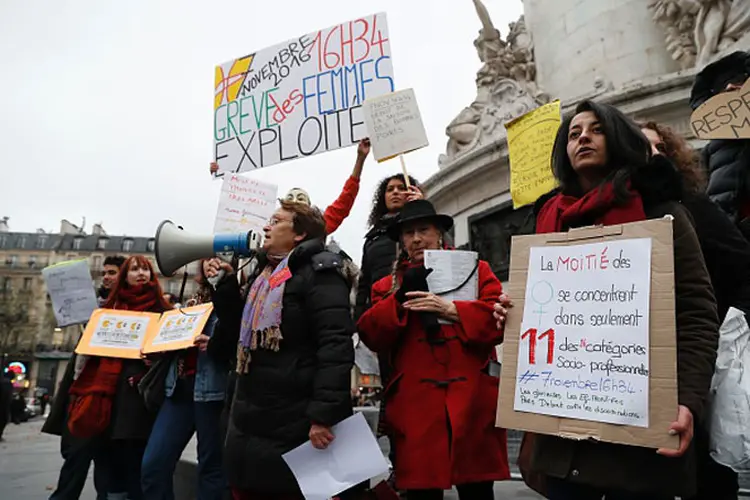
[395,267,433,303]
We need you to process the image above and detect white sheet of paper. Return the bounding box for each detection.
[513,238,652,428]
[42,260,99,327]
[424,250,479,302]
[282,413,389,500]
[213,174,278,237]
[88,312,153,351]
[363,88,429,161]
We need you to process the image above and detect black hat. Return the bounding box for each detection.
[690,51,750,110]
[387,200,454,241]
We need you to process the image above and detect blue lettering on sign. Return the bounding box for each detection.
[536,371,637,394]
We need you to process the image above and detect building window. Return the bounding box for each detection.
[0,235,6,248]
[6,255,18,267]
[28,255,37,268]
[97,237,108,250]
[2,277,12,292]
[147,239,155,252]
[93,256,103,270]
[122,239,134,252]
[23,278,32,290]
[73,237,84,250]
[36,235,48,249]
[17,236,26,249]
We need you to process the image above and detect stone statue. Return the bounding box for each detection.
[649,0,750,67]
[440,0,547,167]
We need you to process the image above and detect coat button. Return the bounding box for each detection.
[571,469,580,477]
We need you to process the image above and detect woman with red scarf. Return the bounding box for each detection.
[357,199,510,500]
[523,101,719,500]
[68,255,171,500]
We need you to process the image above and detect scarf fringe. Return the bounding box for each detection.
[236,326,284,373]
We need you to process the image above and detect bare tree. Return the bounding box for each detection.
[0,289,31,352]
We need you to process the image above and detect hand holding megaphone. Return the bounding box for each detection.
[203,258,234,287]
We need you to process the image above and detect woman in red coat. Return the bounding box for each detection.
[357,199,510,500]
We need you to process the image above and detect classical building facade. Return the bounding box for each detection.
[0,217,199,396]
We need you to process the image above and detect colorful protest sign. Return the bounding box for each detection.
[142,304,214,354]
[690,78,750,139]
[42,260,99,327]
[363,88,429,161]
[214,174,278,236]
[213,13,395,174]
[514,239,652,428]
[497,218,679,450]
[76,309,161,359]
[505,101,561,209]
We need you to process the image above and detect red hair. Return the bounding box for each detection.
[103,255,171,310]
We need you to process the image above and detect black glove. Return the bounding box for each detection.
[395,267,433,303]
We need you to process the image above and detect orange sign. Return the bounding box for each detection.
[142,304,214,354]
[76,310,161,359]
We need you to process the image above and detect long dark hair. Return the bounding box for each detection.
[367,174,420,228]
[552,100,651,202]
[639,121,706,194]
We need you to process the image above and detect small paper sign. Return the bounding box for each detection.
[142,304,214,354]
[42,260,99,327]
[213,174,278,236]
[363,88,429,162]
[76,309,161,359]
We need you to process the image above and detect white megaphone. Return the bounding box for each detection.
[154,221,261,282]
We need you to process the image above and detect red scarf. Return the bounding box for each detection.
[67,284,163,438]
[536,182,647,234]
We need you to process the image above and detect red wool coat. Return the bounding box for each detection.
[357,260,510,490]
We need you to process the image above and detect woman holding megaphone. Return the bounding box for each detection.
[204,200,357,499]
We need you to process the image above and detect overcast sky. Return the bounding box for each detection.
[0,0,522,263]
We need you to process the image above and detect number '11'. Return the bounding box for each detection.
[520,328,555,365]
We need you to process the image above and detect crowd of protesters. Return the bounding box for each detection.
[36,50,750,500]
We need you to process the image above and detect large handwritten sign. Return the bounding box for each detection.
[363,88,429,161]
[497,218,679,450]
[506,101,561,209]
[142,304,214,354]
[42,260,99,327]
[514,239,652,427]
[690,78,750,139]
[213,13,395,174]
[76,310,160,359]
[214,174,278,236]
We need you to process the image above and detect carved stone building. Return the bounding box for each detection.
[423,0,750,283]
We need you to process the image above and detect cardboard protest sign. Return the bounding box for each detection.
[76,309,161,359]
[214,174,278,236]
[42,260,99,327]
[213,13,395,174]
[690,78,750,139]
[363,88,429,161]
[497,218,679,450]
[506,101,561,209]
[142,304,214,354]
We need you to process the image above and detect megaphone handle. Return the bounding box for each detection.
[208,269,225,288]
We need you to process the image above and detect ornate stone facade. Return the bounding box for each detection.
[439,0,547,168]
[649,0,750,67]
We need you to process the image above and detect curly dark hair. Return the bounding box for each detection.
[366,174,420,228]
[639,121,706,194]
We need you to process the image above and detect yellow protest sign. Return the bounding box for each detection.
[505,101,561,209]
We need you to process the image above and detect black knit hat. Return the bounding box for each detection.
[387,200,454,241]
[690,51,750,110]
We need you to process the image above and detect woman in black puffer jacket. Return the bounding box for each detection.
[206,200,355,499]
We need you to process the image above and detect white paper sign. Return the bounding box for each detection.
[88,312,153,351]
[150,304,212,347]
[363,88,429,161]
[424,250,479,302]
[513,238,652,428]
[213,13,395,174]
[42,260,99,327]
[214,174,278,236]
[282,412,389,500]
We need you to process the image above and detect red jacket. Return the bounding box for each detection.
[324,176,359,235]
[357,260,510,490]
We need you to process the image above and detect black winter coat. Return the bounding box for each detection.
[354,220,398,323]
[211,239,355,493]
[702,138,750,222]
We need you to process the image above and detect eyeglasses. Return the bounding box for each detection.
[267,217,293,226]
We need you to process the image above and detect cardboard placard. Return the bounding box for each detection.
[362,88,429,161]
[690,78,750,139]
[214,174,278,236]
[213,13,395,174]
[42,259,99,327]
[76,310,161,359]
[497,218,679,450]
[505,101,561,209]
[142,304,214,354]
